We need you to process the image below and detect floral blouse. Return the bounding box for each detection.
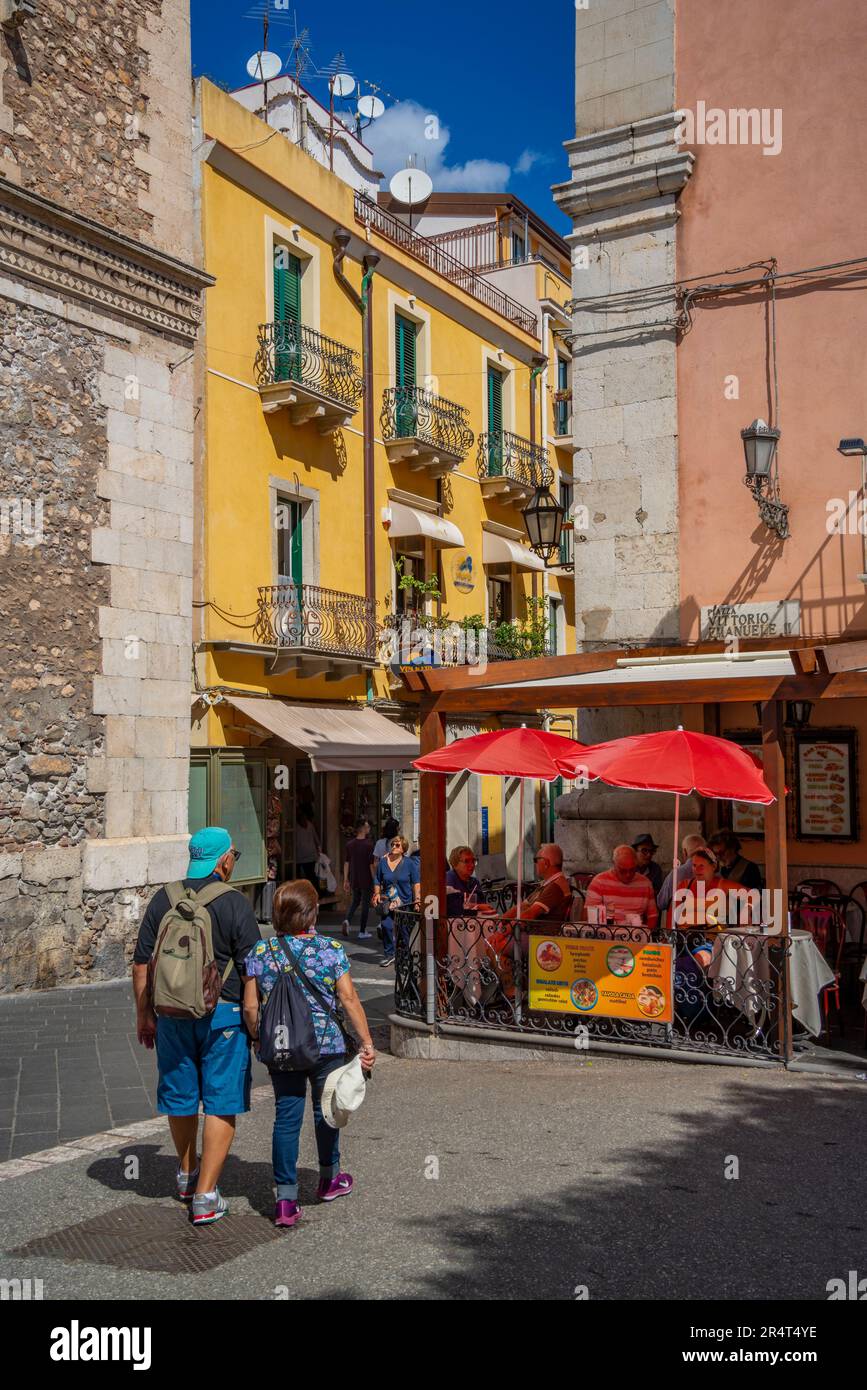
[244,933,350,1055]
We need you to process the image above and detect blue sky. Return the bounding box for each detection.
[190,0,574,234]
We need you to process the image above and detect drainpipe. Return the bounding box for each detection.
[332,231,380,621]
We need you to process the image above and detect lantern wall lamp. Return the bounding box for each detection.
[742,418,789,539]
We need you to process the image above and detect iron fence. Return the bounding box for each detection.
[255,583,377,660]
[478,430,554,490]
[393,913,798,1063]
[380,386,474,460]
[353,192,538,337]
[255,320,363,411]
[379,615,549,666]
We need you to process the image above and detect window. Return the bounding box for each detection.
[555,357,570,436]
[548,596,563,655]
[511,231,526,264]
[487,575,511,626]
[276,496,303,587]
[559,478,573,566]
[219,759,266,882]
[273,243,302,382]
[395,551,423,617]
[188,758,209,836]
[487,365,504,472]
[395,312,418,436]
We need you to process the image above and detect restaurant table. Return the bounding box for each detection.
[707,928,835,1037]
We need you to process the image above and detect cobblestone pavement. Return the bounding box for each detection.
[0,925,394,1161]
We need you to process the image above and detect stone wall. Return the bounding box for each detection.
[0,1,194,261]
[0,1,208,991]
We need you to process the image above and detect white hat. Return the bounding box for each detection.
[321,1055,367,1129]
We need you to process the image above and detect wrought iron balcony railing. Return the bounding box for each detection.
[380,386,474,460]
[354,192,538,337]
[477,430,554,490]
[558,526,574,569]
[380,613,550,666]
[254,320,363,412]
[255,584,378,661]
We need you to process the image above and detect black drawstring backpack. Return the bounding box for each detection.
[257,938,335,1072]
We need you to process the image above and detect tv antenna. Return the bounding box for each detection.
[245,5,284,125]
[328,64,355,170]
[389,157,433,231]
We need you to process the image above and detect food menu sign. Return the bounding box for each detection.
[529,936,674,1025]
[731,742,766,838]
[795,731,857,841]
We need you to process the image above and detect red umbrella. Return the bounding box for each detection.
[414,726,588,912]
[560,726,777,876]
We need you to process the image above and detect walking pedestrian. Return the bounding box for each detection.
[295,809,322,892]
[132,827,261,1225]
[342,819,374,940]
[372,833,420,967]
[242,880,376,1228]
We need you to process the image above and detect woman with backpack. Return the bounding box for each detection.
[242,880,376,1228]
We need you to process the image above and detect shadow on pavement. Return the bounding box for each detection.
[86,1144,324,1218]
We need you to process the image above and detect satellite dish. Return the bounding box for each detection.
[389,166,433,207]
[247,50,282,82]
[331,72,355,97]
[357,93,385,121]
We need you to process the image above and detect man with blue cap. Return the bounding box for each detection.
[132,827,262,1225]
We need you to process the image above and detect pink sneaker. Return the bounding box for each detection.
[274,1199,302,1227]
[317,1172,353,1203]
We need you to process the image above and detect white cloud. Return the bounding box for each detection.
[366,99,510,194]
[515,148,547,175]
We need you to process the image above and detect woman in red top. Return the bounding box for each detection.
[671,847,745,937]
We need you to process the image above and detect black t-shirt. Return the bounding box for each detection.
[344,836,374,889]
[133,875,262,1003]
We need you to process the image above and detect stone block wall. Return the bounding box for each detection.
[0,2,208,991]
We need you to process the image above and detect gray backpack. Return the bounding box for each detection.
[147,881,236,1019]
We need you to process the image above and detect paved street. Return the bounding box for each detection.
[0,1050,865,1300]
[0,925,394,1162]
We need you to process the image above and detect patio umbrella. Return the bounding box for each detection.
[560,726,777,877]
[413,726,588,914]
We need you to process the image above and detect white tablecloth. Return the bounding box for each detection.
[708,929,835,1037]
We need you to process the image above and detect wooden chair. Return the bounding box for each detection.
[791,877,846,904]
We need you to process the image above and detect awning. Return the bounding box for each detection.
[482,530,545,571]
[389,501,464,549]
[223,697,419,771]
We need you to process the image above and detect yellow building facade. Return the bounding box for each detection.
[191,81,576,910]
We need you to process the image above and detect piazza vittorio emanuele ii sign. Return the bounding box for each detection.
[700,601,801,641]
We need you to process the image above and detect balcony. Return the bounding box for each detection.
[380,386,474,476]
[549,525,575,577]
[477,431,554,505]
[254,583,378,679]
[381,613,551,667]
[354,193,538,337]
[255,321,363,434]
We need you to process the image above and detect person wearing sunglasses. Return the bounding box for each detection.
[445,847,496,918]
[371,834,420,967]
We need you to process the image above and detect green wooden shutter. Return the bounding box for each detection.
[395,313,417,436]
[487,366,504,474]
[274,246,301,382]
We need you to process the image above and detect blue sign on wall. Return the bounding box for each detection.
[481,806,489,855]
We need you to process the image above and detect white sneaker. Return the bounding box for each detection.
[358,931,372,940]
[341,919,350,937]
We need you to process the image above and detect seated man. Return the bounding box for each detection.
[500,844,572,925]
[584,845,659,928]
[707,830,763,893]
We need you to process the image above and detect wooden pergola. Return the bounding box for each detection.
[403,637,867,1058]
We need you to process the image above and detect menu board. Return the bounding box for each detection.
[731,742,765,838]
[529,935,674,1024]
[795,732,856,841]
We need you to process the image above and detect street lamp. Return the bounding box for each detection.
[785,700,813,729]
[521,483,565,564]
[836,436,867,583]
[741,418,789,539]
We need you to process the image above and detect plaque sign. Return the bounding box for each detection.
[700,600,801,641]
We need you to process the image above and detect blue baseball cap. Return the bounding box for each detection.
[187,826,233,879]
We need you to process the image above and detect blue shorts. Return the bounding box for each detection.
[156,1000,252,1117]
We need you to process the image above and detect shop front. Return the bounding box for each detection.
[189,696,419,921]
[396,639,867,1069]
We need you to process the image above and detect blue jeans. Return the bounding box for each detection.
[346,886,371,933]
[381,909,411,960]
[270,1054,345,1200]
